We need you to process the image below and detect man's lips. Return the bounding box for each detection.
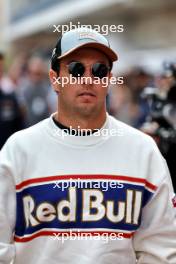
[78,92,96,97]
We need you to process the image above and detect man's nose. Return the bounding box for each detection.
[82,66,93,85]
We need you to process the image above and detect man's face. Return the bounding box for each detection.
[50,47,112,118]
[28,58,46,84]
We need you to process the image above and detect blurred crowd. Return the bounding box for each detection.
[109,67,174,127]
[0,52,175,149]
[0,52,57,149]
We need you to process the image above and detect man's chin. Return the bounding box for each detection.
[76,105,98,117]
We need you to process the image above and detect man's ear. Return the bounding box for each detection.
[49,69,60,93]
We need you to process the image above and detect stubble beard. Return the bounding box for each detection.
[74,102,104,119]
[59,96,106,123]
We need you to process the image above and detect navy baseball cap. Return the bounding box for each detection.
[51,27,118,66]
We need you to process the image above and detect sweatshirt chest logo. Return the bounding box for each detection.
[15,175,156,242]
[23,187,142,227]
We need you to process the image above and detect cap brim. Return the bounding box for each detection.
[58,42,118,62]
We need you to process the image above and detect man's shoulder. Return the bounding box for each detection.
[108,114,156,147]
[5,117,50,149]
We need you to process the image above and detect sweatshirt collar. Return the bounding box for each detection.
[47,112,111,147]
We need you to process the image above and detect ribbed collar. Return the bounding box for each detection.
[46,112,111,148]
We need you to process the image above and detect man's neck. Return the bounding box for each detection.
[54,110,107,130]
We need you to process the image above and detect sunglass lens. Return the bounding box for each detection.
[92,63,109,78]
[68,62,84,77]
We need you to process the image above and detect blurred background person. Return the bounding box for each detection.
[109,69,154,128]
[18,56,52,127]
[109,82,138,126]
[139,62,176,190]
[1,56,27,93]
[0,52,24,149]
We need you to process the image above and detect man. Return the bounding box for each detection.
[0,53,24,149]
[18,56,51,127]
[0,28,175,264]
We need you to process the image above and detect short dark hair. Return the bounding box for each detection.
[109,60,113,71]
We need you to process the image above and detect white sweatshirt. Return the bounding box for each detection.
[0,113,176,264]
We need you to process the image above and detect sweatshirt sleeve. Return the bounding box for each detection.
[132,139,176,264]
[0,137,17,263]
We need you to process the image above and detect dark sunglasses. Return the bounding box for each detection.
[67,61,110,79]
